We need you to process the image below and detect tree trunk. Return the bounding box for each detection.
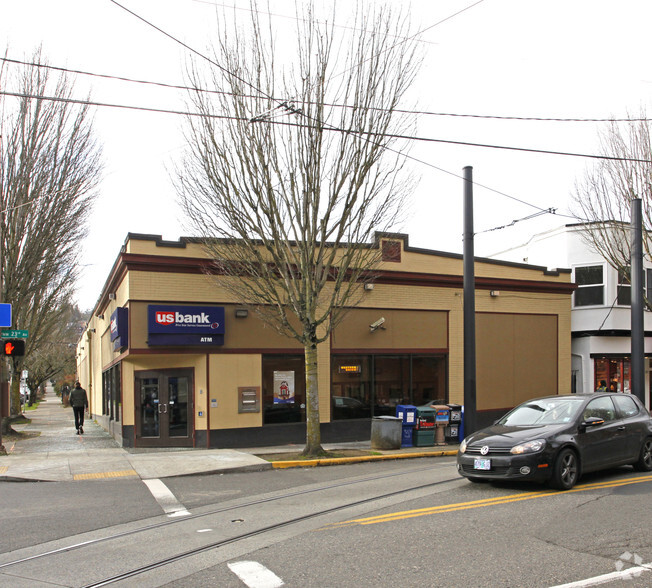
[10,364,22,417]
[302,339,324,457]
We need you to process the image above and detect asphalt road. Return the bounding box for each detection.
[2,457,652,587]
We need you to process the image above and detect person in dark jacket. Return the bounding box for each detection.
[69,381,89,434]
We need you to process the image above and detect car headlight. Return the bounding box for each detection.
[459,438,468,454]
[510,439,546,455]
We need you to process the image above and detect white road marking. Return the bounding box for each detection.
[228,561,284,588]
[550,562,652,587]
[142,478,190,517]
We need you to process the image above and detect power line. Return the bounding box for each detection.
[3,90,648,164]
[5,56,646,124]
[187,0,442,47]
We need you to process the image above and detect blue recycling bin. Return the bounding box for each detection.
[396,404,417,447]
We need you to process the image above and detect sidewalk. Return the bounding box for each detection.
[0,390,458,482]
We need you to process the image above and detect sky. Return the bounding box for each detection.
[1,0,652,311]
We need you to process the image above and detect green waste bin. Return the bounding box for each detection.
[413,407,435,447]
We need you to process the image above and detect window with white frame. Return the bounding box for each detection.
[574,265,604,307]
[616,266,652,308]
[617,266,631,306]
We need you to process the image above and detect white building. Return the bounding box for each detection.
[491,223,652,406]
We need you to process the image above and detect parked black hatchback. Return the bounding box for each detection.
[457,393,652,490]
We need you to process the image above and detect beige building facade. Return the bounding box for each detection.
[77,233,574,448]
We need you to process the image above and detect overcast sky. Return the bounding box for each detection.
[2,0,652,311]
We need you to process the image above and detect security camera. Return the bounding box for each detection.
[369,317,386,332]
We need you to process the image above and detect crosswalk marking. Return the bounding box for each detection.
[228,561,284,588]
[143,478,190,517]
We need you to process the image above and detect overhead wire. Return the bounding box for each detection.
[3,90,648,166]
[2,57,648,124]
[3,1,600,231]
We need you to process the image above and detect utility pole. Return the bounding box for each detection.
[0,132,5,455]
[631,198,645,404]
[463,166,477,436]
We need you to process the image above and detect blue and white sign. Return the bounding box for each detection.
[110,307,129,351]
[0,303,11,328]
[147,305,225,346]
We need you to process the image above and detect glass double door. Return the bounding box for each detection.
[135,369,193,447]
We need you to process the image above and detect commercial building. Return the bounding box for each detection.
[491,222,652,405]
[77,233,574,449]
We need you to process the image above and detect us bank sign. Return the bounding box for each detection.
[147,305,225,346]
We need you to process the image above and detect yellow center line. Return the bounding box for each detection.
[325,474,652,529]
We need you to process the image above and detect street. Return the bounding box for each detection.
[2,457,652,587]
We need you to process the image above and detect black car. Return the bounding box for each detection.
[457,393,652,490]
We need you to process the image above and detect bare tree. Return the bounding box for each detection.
[177,3,421,456]
[572,110,652,283]
[0,50,102,423]
[23,302,81,406]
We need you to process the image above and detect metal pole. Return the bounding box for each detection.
[631,198,645,404]
[463,166,477,435]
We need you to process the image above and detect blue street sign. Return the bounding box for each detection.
[0,304,11,328]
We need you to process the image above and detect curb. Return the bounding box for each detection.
[271,449,458,469]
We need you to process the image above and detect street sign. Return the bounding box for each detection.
[0,329,28,339]
[0,304,11,328]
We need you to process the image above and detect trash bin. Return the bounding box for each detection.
[413,407,435,446]
[371,415,402,450]
[445,404,462,442]
[396,404,417,447]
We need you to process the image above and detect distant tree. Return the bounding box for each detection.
[0,50,102,423]
[572,110,652,295]
[177,3,420,456]
[23,303,82,405]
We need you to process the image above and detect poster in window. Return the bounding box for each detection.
[274,371,295,404]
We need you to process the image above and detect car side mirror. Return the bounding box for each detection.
[579,416,605,432]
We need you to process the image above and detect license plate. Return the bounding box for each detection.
[474,458,491,470]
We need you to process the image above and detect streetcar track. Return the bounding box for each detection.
[0,462,458,571]
[82,477,456,587]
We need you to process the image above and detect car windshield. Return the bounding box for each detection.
[498,397,584,426]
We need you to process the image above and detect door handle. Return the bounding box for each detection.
[158,404,167,414]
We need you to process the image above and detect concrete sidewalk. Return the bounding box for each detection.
[0,389,458,482]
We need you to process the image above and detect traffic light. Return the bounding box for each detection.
[3,339,25,356]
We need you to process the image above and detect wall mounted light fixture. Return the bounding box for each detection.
[235,308,249,318]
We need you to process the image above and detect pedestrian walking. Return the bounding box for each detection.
[69,381,88,435]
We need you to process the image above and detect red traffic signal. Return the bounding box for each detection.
[3,339,25,356]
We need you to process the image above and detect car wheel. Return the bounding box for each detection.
[550,448,579,490]
[633,438,652,472]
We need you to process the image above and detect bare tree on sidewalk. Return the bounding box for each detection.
[0,51,102,427]
[23,302,81,406]
[572,110,652,295]
[177,3,421,456]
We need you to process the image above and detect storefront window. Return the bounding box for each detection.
[331,354,446,419]
[262,355,306,424]
[374,355,410,415]
[594,357,630,393]
[102,363,121,421]
[331,356,371,419]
